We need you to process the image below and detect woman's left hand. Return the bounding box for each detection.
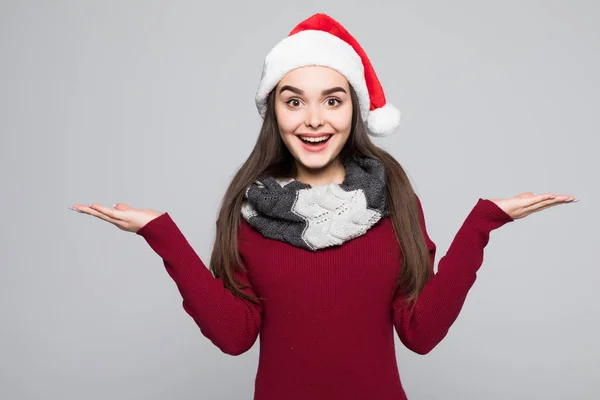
[489,192,578,220]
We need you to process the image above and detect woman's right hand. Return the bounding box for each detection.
[70,203,163,233]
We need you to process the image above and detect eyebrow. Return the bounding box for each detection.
[279,85,347,96]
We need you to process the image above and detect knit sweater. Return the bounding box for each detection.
[136,196,514,399]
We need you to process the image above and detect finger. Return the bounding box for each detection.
[521,196,556,212]
[522,195,572,214]
[520,193,556,208]
[74,205,122,225]
[522,201,563,216]
[89,204,125,220]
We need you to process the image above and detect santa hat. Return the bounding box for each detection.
[255,13,401,138]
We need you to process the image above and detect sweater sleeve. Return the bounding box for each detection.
[135,212,263,356]
[392,196,514,355]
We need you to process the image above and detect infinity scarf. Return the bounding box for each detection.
[241,156,388,251]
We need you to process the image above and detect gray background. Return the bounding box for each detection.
[2,1,598,399]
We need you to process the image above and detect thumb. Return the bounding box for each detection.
[516,192,535,199]
[114,203,134,211]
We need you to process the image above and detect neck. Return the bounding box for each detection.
[294,158,345,186]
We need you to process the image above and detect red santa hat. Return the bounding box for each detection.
[255,13,401,138]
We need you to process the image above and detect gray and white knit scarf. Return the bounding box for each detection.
[241,156,388,251]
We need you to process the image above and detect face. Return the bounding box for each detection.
[274,66,353,173]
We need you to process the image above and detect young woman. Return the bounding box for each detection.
[71,13,577,400]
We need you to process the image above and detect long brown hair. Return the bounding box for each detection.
[209,84,432,310]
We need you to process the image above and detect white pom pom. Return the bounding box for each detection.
[366,103,401,137]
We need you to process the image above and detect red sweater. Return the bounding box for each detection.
[136,197,514,399]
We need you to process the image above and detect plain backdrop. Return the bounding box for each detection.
[1,1,598,399]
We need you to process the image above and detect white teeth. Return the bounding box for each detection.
[300,135,331,143]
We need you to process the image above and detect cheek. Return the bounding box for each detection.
[275,104,302,133]
[329,108,353,134]
[275,110,300,151]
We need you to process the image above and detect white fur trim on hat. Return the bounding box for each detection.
[366,104,401,137]
[255,30,371,121]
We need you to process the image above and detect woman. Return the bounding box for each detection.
[70,13,577,400]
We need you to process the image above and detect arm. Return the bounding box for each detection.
[392,196,514,355]
[136,213,263,356]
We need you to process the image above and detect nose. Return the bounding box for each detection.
[305,104,324,129]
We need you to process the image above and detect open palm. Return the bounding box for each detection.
[70,203,162,233]
[490,192,577,220]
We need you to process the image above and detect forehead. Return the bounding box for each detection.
[277,66,349,91]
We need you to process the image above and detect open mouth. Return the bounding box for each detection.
[298,134,332,146]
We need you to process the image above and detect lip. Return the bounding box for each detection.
[296,132,333,137]
[296,133,333,153]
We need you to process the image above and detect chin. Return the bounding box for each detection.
[294,154,337,171]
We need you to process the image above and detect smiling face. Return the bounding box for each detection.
[274,66,353,182]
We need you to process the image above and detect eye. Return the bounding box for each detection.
[326,98,342,107]
[285,98,302,108]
